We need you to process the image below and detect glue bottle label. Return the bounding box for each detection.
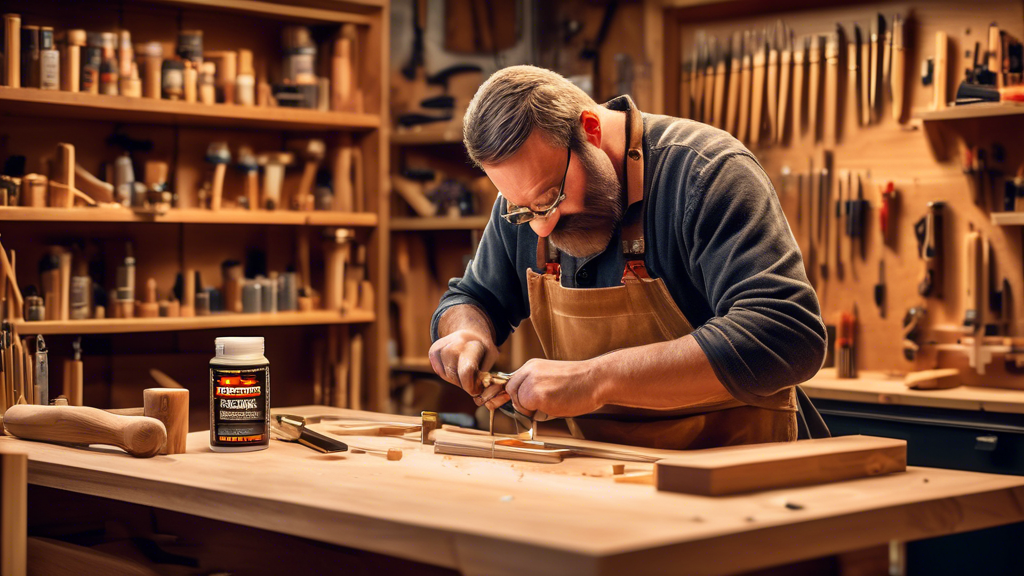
[210,365,269,447]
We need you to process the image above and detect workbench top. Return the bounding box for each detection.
[804,370,1024,414]
[5,405,1024,576]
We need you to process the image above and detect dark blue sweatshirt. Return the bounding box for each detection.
[430,97,826,409]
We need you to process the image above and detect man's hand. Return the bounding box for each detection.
[428,329,500,397]
[497,358,607,418]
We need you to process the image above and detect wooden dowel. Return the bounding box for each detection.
[144,388,189,455]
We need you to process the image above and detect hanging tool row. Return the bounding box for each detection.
[682,14,906,147]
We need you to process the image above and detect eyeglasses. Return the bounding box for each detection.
[501,147,571,225]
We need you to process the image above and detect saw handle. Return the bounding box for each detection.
[3,404,167,458]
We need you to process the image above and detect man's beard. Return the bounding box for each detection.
[548,142,624,258]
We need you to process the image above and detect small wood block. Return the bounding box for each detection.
[904,368,961,390]
[612,464,625,475]
[144,387,189,455]
[655,435,907,496]
[386,448,403,461]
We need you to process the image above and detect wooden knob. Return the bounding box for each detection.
[3,405,166,458]
[143,388,189,455]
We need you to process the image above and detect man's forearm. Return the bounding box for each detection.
[592,335,734,410]
[436,304,497,342]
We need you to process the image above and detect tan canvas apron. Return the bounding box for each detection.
[525,98,796,450]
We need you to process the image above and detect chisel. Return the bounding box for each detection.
[712,37,728,129]
[792,36,807,142]
[848,25,861,128]
[835,170,845,280]
[765,21,782,144]
[738,31,753,143]
[859,24,871,124]
[750,30,767,146]
[808,35,822,143]
[687,41,699,119]
[882,14,893,104]
[824,29,840,145]
[777,29,793,144]
[704,37,717,125]
[875,259,886,319]
[989,22,1002,89]
[726,32,742,135]
[693,35,707,123]
[33,335,47,407]
[963,231,981,334]
[681,49,693,119]
[890,15,904,122]
[869,15,882,121]
[819,154,832,279]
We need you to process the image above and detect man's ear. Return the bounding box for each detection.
[580,110,601,147]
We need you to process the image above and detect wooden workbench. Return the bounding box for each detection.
[6,405,1024,576]
[803,370,1024,414]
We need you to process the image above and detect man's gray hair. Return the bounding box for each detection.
[462,65,597,166]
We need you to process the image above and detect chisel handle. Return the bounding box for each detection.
[3,404,166,458]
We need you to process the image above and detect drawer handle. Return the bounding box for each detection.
[975,435,998,452]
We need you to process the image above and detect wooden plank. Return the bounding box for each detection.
[0,87,380,132]
[655,436,906,496]
[147,0,382,21]
[804,369,1024,414]
[13,309,374,336]
[916,102,1024,121]
[5,405,1024,576]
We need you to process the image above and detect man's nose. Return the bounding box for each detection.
[529,211,560,237]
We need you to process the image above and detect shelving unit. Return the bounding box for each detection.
[0,0,390,414]
[915,102,1024,122]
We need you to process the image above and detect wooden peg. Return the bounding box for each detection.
[137,278,159,318]
[3,14,20,88]
[180,269,195,318]
[143,387,189,455]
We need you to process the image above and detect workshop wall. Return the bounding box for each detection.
[663,0,1024,387]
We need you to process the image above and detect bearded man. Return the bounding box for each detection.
[427,65,827,449]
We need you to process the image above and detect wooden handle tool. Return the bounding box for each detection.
[963,231,981,334]
[807,35,822,143]
[823,29,840,145]
[934,31,948,110]
[3,14,20,88]
[333,136,354,212]
[792,36,806,142]
[868,15,881,121]
[750,30,766,146]
[989,23,1003,89]
[891,15,905,122]
[848,28,861,128]
[776,29,792,144]
[859,24,871,125]
[3,403,166,458]
[737,31,753,142]
[725,32,742,135]
[703,37,716,125]
[765,21,782,144]
[680,49,693,119]
[712,39,727,129]
[693,36,706,123]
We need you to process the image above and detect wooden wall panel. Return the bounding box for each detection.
[668,0,1024,383]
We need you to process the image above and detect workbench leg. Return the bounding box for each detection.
[0,446,27,576]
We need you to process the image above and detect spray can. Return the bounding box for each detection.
[210,336,270,452]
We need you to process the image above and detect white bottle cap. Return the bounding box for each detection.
[215,336,265,358]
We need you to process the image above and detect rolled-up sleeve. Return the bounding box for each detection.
[430,197,529,345]
[684,153,826,404]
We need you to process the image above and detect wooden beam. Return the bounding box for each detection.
[655,435,906,495]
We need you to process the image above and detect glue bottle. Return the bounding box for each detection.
[210,336,270,452]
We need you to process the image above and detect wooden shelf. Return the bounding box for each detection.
[390,216,489,231]
[149,0,383,23]
[991,212,1024,226]
[0,207,378,227]
[391,126,465,146]
[0,87,380,132]
[13,309,375,336]
[915,102,1024,121]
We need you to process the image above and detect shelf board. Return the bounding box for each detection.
[915,102,1024,121]
[14,309,375,336]
[991,212,1024,226]
[390,216,489,231]
[0,87,380,131]
[149,0,382,23]
[391,127,465,146]
[0,207,378,227]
